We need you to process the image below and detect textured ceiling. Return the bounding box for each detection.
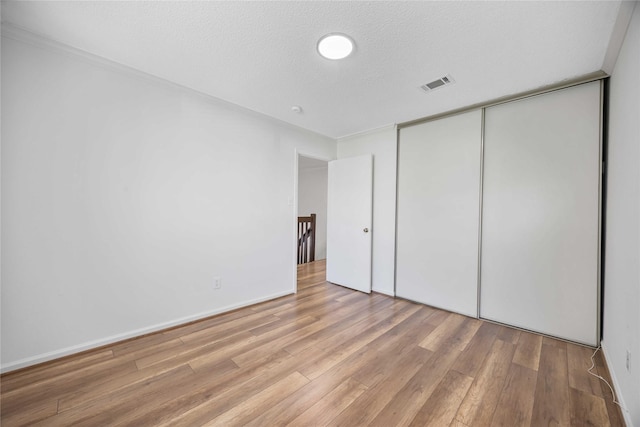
[1,1,621,139]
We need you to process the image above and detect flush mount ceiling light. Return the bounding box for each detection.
[317,33,354,60]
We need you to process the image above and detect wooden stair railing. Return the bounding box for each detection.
[297,213,316,264]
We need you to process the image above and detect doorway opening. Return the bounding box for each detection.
[296,154,329,290]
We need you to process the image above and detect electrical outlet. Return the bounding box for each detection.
[214,276,221,290]
[626,350,631,371]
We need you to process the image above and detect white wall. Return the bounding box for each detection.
[338,126,397,296]
[0,31,336,371]
[298,165,328,260]
[603,2,640,426]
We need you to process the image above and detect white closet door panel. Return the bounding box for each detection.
[396,110,482,317]
[480,81,601,346]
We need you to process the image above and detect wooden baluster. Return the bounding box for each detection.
[297,221,302,264]
[296,215,316,265]
[310,213,316,263]
[303,222,308,264]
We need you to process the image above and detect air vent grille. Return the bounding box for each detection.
[421,75,455,93]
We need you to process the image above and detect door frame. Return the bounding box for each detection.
[293,149,332,294]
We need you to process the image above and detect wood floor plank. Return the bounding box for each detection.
[248,298,294,313]
[243,360,361,427]
[72,363,230,427]
[447,317,483,352]
[0,397,58,427]
[1,356,138,404]
[330,346,431,427]
[371,342,463,426]
[33,365,196,426]
[138,330,256,371]
[101,358,267,427]
[298,303,422,380]
[287,377,368,427]
[567,343,604,397]
[569,387,611,427]
[282,294,395,355]
[160,303,285,341]
[248,313,300,336]
[196,316,317,370]
[409,369,474,427]
[351,308,437,387]
[363,305,438,357]
[116,337,186,362]
[0,349,114,393]
[419,312,466,351]
[454,339,516,426]
[58,358,237,413]
[127,350,293,426]
[530,342,571,426]
[496,324,521,344]
[0,260,625,427]
[271,288,352,320]
[162,353,304,426]
[203,371,310,426]
[594,350,626,427]
[513,331,543,371]
[543,335,568,349]
[335,289,372,303]
[111,331,188,357]
[425,308,451,326]
[245,319,431,427]
[451,321,500,377]
[179,310,281,345]
[21,362,139,411]
[490,363,538,426]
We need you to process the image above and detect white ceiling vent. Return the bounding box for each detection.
[420,75,455,93]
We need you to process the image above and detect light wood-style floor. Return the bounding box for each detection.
[1,260,625,426]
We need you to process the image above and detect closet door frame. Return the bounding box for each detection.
[479,81,603,346]
[395,77,604,346]
[395,109,483,318]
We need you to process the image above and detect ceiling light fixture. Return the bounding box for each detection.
[317,33,354,60]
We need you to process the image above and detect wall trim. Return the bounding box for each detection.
[0,290,293,374]
[338,124,397,142]
[0,22,333,142]
[601,1,637,74]
[601,341,634,426]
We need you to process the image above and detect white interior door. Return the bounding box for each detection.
[326,154,373,293]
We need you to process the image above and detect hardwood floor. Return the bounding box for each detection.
[0,259,625,426]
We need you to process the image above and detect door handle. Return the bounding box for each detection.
[363,228,369,233]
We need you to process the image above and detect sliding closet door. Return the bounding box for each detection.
[480,81,601,346]
[396,110,482,317]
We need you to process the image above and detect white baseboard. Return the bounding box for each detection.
[601,342,634,427]
[0,290,293,373]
